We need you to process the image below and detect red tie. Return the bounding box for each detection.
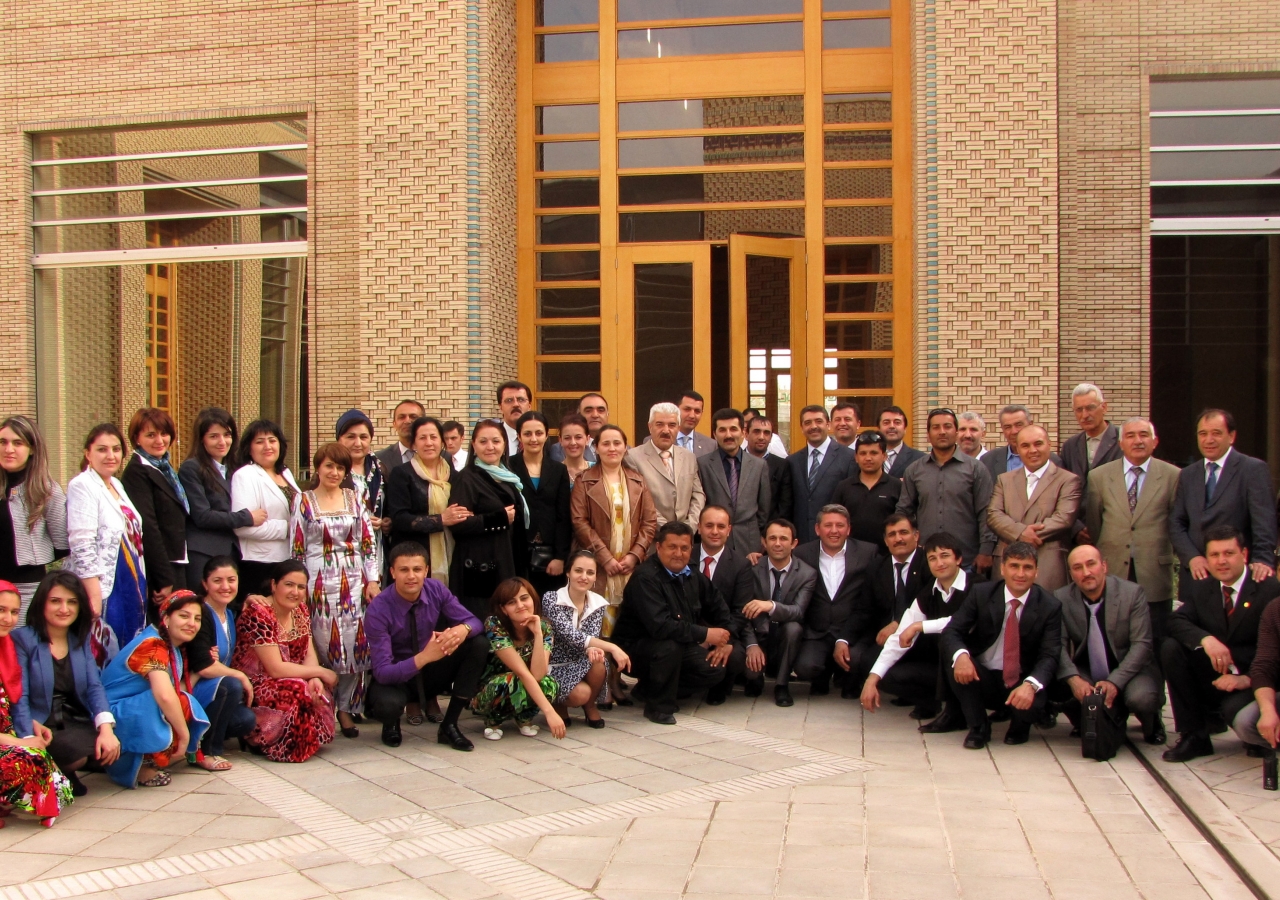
[703,556,714,579]
[1003,598,1022,688]
[1224,585,1236,619]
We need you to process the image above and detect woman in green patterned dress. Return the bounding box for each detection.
[472,578,566,741]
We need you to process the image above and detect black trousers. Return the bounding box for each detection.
[1147,600,1172,660]
[201,677,257,756]
[1161,636,1254,736]
[744,621,804,687]
[709,640,748,696]
[626,638,740,716]
[948,664,1047,736]
[795,634,877,690]
[879,638,942,702]
[367,633,490,724]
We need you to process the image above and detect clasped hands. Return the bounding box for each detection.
[419,623,472,665]
[952,652,1037,710]
[1200,635,1252,692]
[702,627,732,667]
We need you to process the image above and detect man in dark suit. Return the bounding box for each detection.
[788,405,854,542]
[614,522,744,725]
[1161,525,1280,761]
[879,406,926,478]
[697,409,771,558]
[793,504,880,694]
[832,431,902,552]
[1059,383,1121,479]
[376,399,425,473]
[1052,545,1166,746]
[694,505,755,706]
[938,542,1063,749]
[1170,408,1277,601]
[981,405,1063,482]
[740,519,818,706]
[746,415,793,522]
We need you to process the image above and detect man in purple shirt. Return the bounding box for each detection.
[365,541,489,751]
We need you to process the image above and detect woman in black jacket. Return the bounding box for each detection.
[448,420,529,619]
[120,408,190,613]
[178,408,267,594]
[384,416,471,578]
[508,411,571,599]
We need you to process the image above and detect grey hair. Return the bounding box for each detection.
[1121,416,1157,438]
[958,411,985,429]
[648,402,680,424]
[818,503,851,523]
[1072,382,1106,402]
[999,404,1032,422]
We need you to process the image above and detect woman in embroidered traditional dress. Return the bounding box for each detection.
[472,578,565,741]
[290,443,379,738]
[101,591,210,788]
[0,581,73,826]
[542,552,630,728]
[335,409,390,576]
[231,560,336,763]
[65,423,148,663]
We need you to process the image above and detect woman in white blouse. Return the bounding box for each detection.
[230,420,301,598]
[65,423,148,660]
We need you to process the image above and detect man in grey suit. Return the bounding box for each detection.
[1170,408,1278,598]
[982,404,1063,481]
[376,399,424,473]
[1060,383,1121,479]
[788,405,854,543]
[1084,417,1181,648]
[628,402,705,529]
[1051,545,1167,745]
[739,519,817,707]
[879,406,926,478]
[697,409,770,558]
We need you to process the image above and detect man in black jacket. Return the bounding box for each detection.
[939,541,1063,749]
[694,505,755,705]
[1161,525,1280,762]
[614,522,744,724]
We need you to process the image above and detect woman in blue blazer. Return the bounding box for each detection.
[14,571,120,794]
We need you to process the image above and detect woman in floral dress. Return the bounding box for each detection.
[0,581,73,826]
[472,578,565,741]
[290,443,379,739]
[231,560,337,762]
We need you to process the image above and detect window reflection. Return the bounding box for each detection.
[537,141,600,172]
[1150,150,1280,182]
[824,282,893,313]
[824,93,891,124]
[619,171,804,205]
[824,168,892,199]
[825,243,892,275]
[537,0,597,26]
[537,250,601,281]
[618,0,802,21]
[537,32,599,62]
[823,18,891,49]
[1151,115,1280,147]
[825,206,892,237]
[825,320,893,351]
[620,133,803,168]
[619,96,804,131]
[538,214,601,245]
[538,105,600,135]
[617,23,802,58]
[824,130,892,161]
[538,288,601,318]
[538,178,600,208]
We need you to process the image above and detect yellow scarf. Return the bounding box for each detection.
[411,455,455,586]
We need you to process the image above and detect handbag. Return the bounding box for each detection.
[247,706,287,747]
[1080,688,1122,761]
[529,543,555,572]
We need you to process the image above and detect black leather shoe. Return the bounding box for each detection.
[1246,743,1267,758]
[1208,713,1228,735]
[909,702,939,721]
[775,685,794,708]
[963,729,989,750]
[744,679,764,698]
[645,709,677,725]
[1004,721,1032,745]
[381,720,402,748]
[919,709,965,733]
[809,675,830,696]
[988,707,1012,723]
[840,686,858,699]
[890,696,913,707]
[1144,720,1167,746]
[705,686,728,706]
[1162,733,1214,763]
[438,723,474,752]
[1037,712,1058,730]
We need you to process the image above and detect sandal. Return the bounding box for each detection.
[405,702,426,726]
[191,755,233,772]
[138,770,172,787]
[426,699,444,724]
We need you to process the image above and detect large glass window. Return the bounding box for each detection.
[618,24,803,58]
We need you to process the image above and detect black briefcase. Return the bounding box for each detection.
[1081,689,1122,761]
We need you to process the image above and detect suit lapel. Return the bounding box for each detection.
[1208,453,1239,510]
[1007,469,1030,520]
[1103,581,1121,640]
[1094,426,1118,467]
[1026,464,1055,507]
[706,453,730,499]
[648,444,676,486]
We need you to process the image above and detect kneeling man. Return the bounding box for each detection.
[939,541,1063,749]
[740,519,817,707]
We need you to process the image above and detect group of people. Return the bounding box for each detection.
[0,377,1278,828]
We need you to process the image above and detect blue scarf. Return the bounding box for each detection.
[136,449,189,513]
[475,461,531,528]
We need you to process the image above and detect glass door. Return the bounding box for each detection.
[729,235,806,452]
[615,244,712,442]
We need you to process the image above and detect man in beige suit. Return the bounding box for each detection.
[1084,417,1181,648]
[627,402,705,530]
[988,424,1083,591]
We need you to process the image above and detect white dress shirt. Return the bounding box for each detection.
[1123,456,1150,497]
[503,422,520,456]
[806,436,834,476]
[452,449,469,471]
[818,540,846,600]
[871,570,968,677]
[953,585,1043,691]
[1024,460,1051,498]
[1205,447,1232,483]
[699,546,726,581]
[397,442,413,466]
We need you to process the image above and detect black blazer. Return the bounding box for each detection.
[873,550,933,624]
[178,458,253,560]
[1166,575,1280,674]
[613,554,734,648]
[447,466,528,608]
[886,445,927,479]
[788,442,855,542]
[762,453,793,523]
[698,544,756,645]
[1060,424,1121,479]
[122,454,188,591]
[385,461,453,550]
[509,454,572,565]
[940,580,1063,689]
[794,538,879,641]
[1170,450,1278,570]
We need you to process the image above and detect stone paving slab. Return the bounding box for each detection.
[0,691,1262,900]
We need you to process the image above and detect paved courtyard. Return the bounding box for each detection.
[0,691,1263,900]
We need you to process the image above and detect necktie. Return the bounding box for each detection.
[727,456,739,505]
[1002,598,1022,688]
[1206,461,1220,503]
[1223,584,1236,619]
[894,561,908,605]
[1026,471,1039,499]
[772,568,784,602]
[1127,466,1142,513]
[703,555,714,580]
[1086,602,1110,683]
[808,448,821,488]
[660,449,674,478]
[883,450,895,474]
